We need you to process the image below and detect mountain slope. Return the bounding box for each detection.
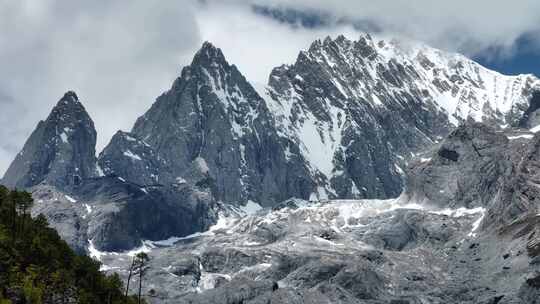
[101,37,540,205]
[94,123,540,304]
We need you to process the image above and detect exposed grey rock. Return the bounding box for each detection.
[261,35,539,200]
[180,278,278,304]
[517,271,540,304]
[28,177,219,252]
[98,131,172,186]
[357,209,463,251]
[78,176,218,251]
[519,91,540,128]
[91,122,540,304]
[405,122,511,210]
[2,91,98,190]
[31,185,89,254]
[105,42,316,207]
[404,122,540,230]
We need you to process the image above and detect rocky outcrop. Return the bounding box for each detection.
[1,91,98,190]
[76,176,218,251]
[405,122,511,209]
[404,122,540,230]
[30,176,218,252]
[98,131,172,186]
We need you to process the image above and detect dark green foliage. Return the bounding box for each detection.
[0,186,142,304]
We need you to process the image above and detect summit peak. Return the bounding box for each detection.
[61,90,79,102]
[192,41,228,67]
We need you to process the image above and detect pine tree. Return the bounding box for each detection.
[125,256,137,297]
[135,252,150,304]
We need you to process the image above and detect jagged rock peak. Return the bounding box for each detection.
[1,91,97,189]
[128,39,315,205]
[49,91,90,120]
[191,41,228,68]
[173,41,235,90]
[60,90,79,103]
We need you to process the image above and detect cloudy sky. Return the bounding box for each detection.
[1,0,540,175]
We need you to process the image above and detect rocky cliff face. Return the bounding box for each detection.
[98,131,171,186]
[106,42,315,206]
[404,122,540,230]
[1,91,98,190]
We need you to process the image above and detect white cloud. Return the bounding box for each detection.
[195,3,359,84]
[231,0,540,57]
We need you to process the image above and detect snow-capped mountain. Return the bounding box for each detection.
[99,36,540,206]
[3,34,540,303]
[260,34,540,200]
[2,35,540,252]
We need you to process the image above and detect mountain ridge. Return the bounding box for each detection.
[2,35,540,253]
[3,35,540,303]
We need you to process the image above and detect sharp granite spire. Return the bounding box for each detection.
[2,91,98,189]
[101,41,315,206]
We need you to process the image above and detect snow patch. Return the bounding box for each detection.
[468,209,486,237]
[195,157,209,173]
[82,204,92,219]
[65,195,77,203]
[309,187,329,201]
[351,182,361,196]
[123,150,142,161]
[239,200,263,215]
[60,132,68,143]
[394,164,404,175]
[531,125,540,133]
[507,134,533,140]
[125,241,154,257]
[99,265,119,272]
[96,164,105,177]
[88,240,105,261]
[429,206,486,237]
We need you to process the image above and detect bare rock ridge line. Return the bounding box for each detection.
[2,35,540,256]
